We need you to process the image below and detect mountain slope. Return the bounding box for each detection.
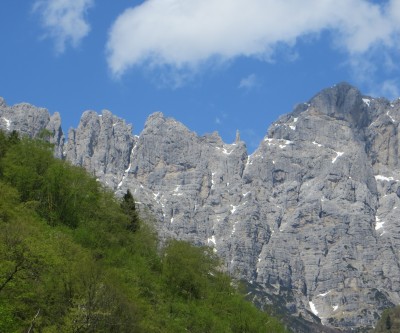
[2,83,400,331]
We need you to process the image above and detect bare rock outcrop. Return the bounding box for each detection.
[3,83,400,332]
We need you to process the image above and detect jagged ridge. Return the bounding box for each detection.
[2,83,400,332]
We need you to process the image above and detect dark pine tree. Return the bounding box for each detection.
[121,190,140,232]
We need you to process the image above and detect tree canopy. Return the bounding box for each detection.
[0,131,288,332]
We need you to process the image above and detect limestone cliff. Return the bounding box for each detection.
[2,83,400,332]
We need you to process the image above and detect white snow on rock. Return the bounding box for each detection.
[332,305,339,311]
[332,151,344,163]
[309,301,319,316]
[2,118,11,130]
[387,111,395,122]
[312,141,323,147]
[231,220,240,236]
[207,235,216,246]
[117,163,132,188]
[216,146,233,155]
[230,205,238,214]
[362,98,371,107]
[318,290,331,297]
[375,216,385,230]
[375,175,398,182]
[264,138,293,148]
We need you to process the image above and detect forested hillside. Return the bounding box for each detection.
[0,130,288,332]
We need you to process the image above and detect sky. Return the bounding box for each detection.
[1,0,400,151]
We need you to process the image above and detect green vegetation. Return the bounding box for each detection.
[0,131,288,332]
[371,306,400,333]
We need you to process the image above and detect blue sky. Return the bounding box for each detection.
[1,0,400,151]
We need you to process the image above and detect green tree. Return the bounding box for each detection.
[121,189,140,232]
[162,240,219,300]
[1,138,54,202]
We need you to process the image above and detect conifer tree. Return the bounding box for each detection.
[121,190,140,232]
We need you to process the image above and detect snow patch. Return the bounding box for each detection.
[231,221,239,235]
[117,163,132,188]
[318,290,331,297]
[125,163,132,173]
[264,138,275,145]
[293,117,298,123]
[332,151,344,163]
[289,125,296,131]
[230,205,238,214]
[362,98,371,107]
[216,146,233,155]
[207,235,216,246]
[312,141,323,147]
[243,192,251,197]
[375,175,398,182]
[264,138,293,148]
[172,185,183,196]
[309,301,319,316]
[375,216,385,230]
[387,111,395,122]
[332,305,339,311]
[2,118,11,130]
[223,148,233,155]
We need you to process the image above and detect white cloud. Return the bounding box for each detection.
[215,117,222,125]
[238,74,259,90]
[34,0,94,53]
[106,0,400,77]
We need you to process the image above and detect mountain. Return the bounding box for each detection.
[2,83,400,332]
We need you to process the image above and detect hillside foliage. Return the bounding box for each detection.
[371,306,400,333]
[0,131,288,333]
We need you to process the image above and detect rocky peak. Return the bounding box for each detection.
[3,83,400,332]
[0,98,64,156]
[309,82,370,129]
[65,109,135,189]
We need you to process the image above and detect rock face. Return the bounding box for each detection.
[65,110,136,189]
[3,83,400,332]
[0,98,64,158]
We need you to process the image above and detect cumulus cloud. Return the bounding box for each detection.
[34,0,94,53]
[238,74,260,90]
[106,0,400,77]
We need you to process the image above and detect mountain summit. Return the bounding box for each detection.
[1,83,400,332]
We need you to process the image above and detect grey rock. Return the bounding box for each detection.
[65,109,136,189]
[4,82,400,332]
[46,112,64,159]
[0,98,64,155]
